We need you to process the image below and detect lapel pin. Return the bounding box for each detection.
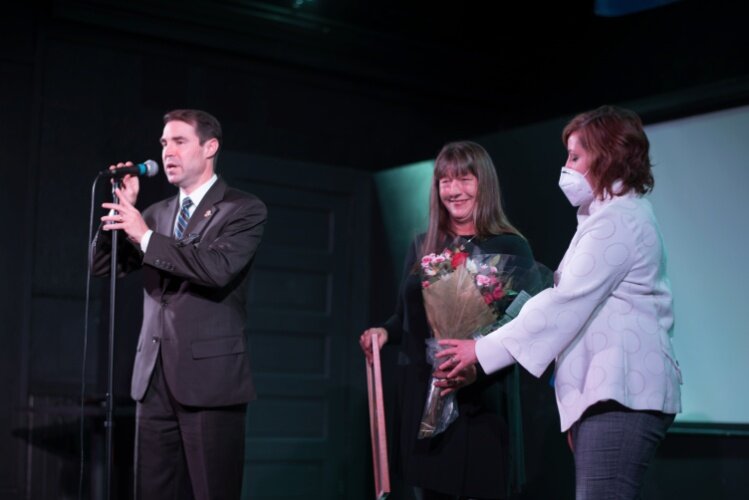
[204,209,212,218]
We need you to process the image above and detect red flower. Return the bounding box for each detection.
[451,251,468,268]
[482,293,494,305]
[492,285,505,300]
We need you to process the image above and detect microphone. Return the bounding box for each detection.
[99,160,159,178]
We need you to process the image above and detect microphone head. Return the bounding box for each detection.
[141,159,159,177]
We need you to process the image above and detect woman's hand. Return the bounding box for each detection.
[436,338,478,377]
[433,364,477,396]
[359,327,388,364]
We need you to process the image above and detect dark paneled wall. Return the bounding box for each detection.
[1,6,36,498]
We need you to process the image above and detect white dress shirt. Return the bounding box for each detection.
[476,190,682,431]
[140,174,218,252]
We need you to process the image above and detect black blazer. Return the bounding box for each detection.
[92,177,267,407]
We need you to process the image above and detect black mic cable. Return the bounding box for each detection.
[78,175,99,500]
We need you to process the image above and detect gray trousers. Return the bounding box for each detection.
[570,400,674,500]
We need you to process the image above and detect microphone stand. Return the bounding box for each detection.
[104,178,121,500]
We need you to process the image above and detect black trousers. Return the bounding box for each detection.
[134,355,248,500]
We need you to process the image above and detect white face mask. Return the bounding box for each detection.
[558,167,594,207]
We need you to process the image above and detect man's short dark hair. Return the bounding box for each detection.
[163,109,222,148]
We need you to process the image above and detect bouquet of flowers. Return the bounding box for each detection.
[417,243,550,438]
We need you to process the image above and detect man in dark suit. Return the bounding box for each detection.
[92,109,266,499]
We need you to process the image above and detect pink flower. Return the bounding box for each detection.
[476,274,492,287]
[492,285,505,300]
[422,280,430,288]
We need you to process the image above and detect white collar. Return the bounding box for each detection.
[179,174,218,209]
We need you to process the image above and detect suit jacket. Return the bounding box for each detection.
[92,177,267,407]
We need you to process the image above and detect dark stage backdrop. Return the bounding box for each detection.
[220,151,373,499]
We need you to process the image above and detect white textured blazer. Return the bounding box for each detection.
[476,191,682,431]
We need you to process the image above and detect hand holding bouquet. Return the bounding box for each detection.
[417,244,550,438]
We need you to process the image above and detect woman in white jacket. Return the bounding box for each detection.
[438,105,682,500]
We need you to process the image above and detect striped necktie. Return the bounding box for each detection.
[174,197,193,239]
